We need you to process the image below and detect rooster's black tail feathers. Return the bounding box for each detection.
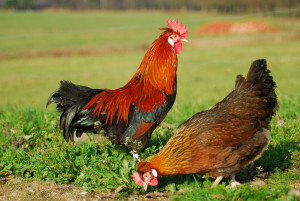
[47,81,101,141]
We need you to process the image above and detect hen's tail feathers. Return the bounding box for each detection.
[235,59,278,128]
[46,81,101,142]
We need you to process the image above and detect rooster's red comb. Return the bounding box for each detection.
[166,18,188,39]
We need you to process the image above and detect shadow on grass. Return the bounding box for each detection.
[238,140,299,182]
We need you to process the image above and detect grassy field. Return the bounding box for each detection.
[0,10,300,200]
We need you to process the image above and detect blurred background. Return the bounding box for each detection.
[0,0,299,109]
[1,0,300,12]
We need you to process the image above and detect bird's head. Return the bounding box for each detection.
[131,160,158,191]
[161,18,188,54]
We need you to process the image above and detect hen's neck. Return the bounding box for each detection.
[148,131,193,176]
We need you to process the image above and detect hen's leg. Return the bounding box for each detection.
[211,176,223,188]
[230,174,241,188]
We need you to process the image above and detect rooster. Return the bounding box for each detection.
[132,59,277,190]
[47,19,188,157]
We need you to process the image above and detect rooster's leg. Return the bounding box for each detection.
[230,174,241,188]
[211,176,223,188]
[132,150,140,161]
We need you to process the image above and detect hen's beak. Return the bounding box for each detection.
[181,38,188,42]
[143,182,149,191]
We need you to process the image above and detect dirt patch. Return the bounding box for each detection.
[196,21,277,35]
[0,176,169,201]
[0,44,148,61]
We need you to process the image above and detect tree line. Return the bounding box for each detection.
[2,0,300,13]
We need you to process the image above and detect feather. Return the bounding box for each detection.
[47,20,187,150]
[84,35,177,125]
[135,59,278,185]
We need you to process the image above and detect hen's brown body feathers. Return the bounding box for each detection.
[137,59,277,184]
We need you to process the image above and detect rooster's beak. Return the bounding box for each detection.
[181,38,188,42]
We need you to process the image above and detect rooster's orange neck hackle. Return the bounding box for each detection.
[85,19,188,125]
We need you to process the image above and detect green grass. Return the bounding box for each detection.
[0,10,300,200]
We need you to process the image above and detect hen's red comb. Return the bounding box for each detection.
[166,18,188,38]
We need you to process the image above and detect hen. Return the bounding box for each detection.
[47,19,188,155]
[132,59,277,190]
